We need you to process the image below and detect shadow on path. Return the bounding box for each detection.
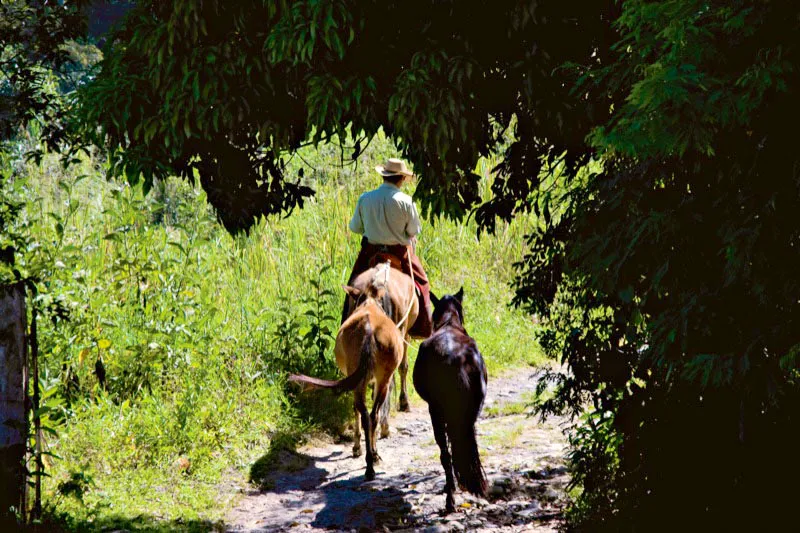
[247,442,415,530]
[228,371,569,532]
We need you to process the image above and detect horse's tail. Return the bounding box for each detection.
[446,409,488,497]
[289,320,373,393]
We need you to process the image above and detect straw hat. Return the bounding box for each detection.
[375,158,414,177]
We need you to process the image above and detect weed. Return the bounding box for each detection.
[4,133,545,526]
[483,422,526,451]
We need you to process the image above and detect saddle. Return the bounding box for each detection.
[364,244,419,294]
[347,237,432,338]
[367,250,405,272]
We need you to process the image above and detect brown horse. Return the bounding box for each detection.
[348,261,419,414]
[413,288,488,513]
[289,264,406,480]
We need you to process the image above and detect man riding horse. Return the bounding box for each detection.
[291,158,433,477]
[344,158,433,338]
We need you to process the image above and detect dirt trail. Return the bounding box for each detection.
[225,370,569,532]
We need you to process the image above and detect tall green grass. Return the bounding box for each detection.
[9,135,543,529]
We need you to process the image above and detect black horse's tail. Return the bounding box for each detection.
[446,408,488,497]
[289,320,374,393]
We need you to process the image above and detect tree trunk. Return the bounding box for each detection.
[0,283,27,527]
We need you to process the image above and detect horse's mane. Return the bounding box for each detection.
[370,262,395,321]
[370,262,390,288]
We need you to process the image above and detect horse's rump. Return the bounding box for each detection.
[289,320,374,393]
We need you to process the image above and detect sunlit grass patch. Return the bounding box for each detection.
[11,133,546,527]
[483,392,537,418]
[482,422,526,451]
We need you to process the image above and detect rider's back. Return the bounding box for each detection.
[350,183,420,246]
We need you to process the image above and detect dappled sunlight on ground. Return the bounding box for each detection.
[225,371,568,532]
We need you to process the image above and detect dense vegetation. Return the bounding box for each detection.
[2,133,541,528]
[79,2,799,529]
[71,0,617,232]
[516,2,800,530]
[2,0,798,530]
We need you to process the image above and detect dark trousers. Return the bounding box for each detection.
[342,237,433,338]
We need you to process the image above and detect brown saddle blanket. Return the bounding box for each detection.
[368,251,405,274]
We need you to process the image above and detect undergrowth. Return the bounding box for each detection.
[5,133,545,529]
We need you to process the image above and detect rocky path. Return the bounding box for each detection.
[225,370,569,532]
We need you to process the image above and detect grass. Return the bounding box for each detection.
[482,423,526,451]
[483,391,539,418]
[6,132,546,529]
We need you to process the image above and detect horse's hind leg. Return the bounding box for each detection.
[355,384,375,480]
[379,377,393,438]
[398,342,411,412]
[430,405,456,513]
[352,398,363,457]
[370,381,391,439]
[370,379,392,465]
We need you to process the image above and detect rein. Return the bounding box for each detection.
[394,247,415,331]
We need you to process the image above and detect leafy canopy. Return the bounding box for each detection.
[73,0,617,232]
[1,0,96,283]
[514,1,800,529]
[73,0,800,530]
[0,0,92,150]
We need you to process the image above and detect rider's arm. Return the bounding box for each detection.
[405,202,422,240]
[349,197,364,234]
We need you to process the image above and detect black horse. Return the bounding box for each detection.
[413,287,488,513]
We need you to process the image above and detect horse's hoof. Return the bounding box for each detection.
[372,453,383,465]
[365,468,376,481]
[399,399,411,412]
[352,447,362,458]
[380,426,391,439]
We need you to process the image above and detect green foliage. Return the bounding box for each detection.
[71,0,617,231]
[265,266,338,378]
[56,472,94,504]
[0,170,25,283]
[0,1,95,152]
[512,1,800,530]
[3,132,543,527]
[588,0,791,158]
[38,2,800,528]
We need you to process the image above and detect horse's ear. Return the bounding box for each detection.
[430,292,440,307]
[342,285,362,298]
[455,286,464,302]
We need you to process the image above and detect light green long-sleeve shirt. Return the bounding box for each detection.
[349,183,422,246]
